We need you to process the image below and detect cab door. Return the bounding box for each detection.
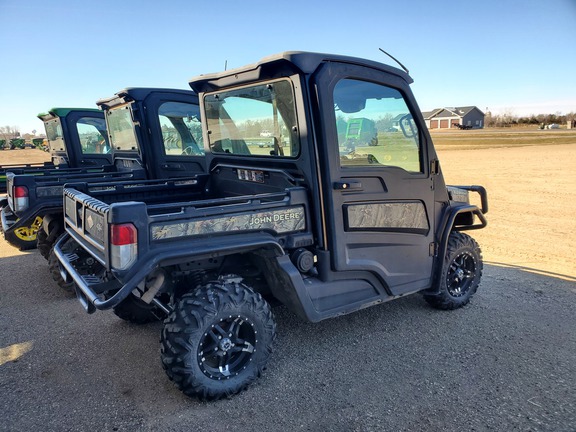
[67,111,113,167]
[314,63,436,295]
[143,93,206,179]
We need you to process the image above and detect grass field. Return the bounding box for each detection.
[332,127,576,170]
[430,127,576,150]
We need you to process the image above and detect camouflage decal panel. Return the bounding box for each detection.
[345,202,429,233]
[151,206,306,240]
[84,208,105,243]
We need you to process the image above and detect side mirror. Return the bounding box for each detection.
[399,114,417,139]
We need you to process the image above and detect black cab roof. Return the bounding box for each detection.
[97,88,197,109]
[188,51,413,93]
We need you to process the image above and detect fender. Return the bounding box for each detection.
[55,231,285,313]
[3,204,60,235]
[427,202,487,295]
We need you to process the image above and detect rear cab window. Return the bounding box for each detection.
[203,79,300,158]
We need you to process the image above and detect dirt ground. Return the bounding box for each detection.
[437,143,576,281]
[2,144,575,280]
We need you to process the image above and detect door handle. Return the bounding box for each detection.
[333,180,362,190]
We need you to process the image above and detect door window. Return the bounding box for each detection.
[77,117,110,154]
[333,79,422,172]
[158,101,204,156]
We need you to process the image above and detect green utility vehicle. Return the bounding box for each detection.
[56,52,488,401]
[0,108,110,248]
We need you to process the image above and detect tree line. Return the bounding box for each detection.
[485,111,575,128]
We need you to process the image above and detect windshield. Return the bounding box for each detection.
[159,101,204,156]
[106,105,139,151]
[76,116,110,154]
[44,118,65,153]
[203,79,299,157]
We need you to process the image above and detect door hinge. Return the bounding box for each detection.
[429,242,438,257]
[430,159,439,175]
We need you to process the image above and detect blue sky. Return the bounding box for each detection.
[0,0,575,134]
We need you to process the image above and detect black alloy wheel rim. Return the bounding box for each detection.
[446,251,476,297]
[197,315,257,379]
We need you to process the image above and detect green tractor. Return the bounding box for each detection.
[32,138,46,150]
[341,117,378,147]
[9,138,26,149]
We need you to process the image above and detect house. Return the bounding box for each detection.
[422,106,485,129]
[391,114,405,131]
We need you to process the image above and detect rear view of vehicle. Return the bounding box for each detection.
[40,88,204,293]
[1,108,111,249]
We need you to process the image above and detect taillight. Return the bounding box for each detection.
[13,186,29,212]
[110,223,137,270]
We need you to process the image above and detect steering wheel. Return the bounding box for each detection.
[181,146,196,155]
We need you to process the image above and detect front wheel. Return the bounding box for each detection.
[424,231,483,310]
[161,280,276,401]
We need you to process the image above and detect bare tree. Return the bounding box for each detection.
[498,108,516,127]
[0,125,20,148]
[1,125,20,136]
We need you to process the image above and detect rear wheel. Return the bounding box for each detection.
[161,280,276,400]
[48,247,75,293]
[424,231,483,310]
[3,215,43,251]
[36,228,51,260]
[48,234,102,294]
[37,221,62,260]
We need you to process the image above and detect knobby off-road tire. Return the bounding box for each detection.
[36,228,51,260]
[2,211,42,251]
[48,234,94,294]
[3,228,37,250]
[161,281,276,401]
[37,223,62,260]
[424,231,483,310]
[48,247,75,293]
